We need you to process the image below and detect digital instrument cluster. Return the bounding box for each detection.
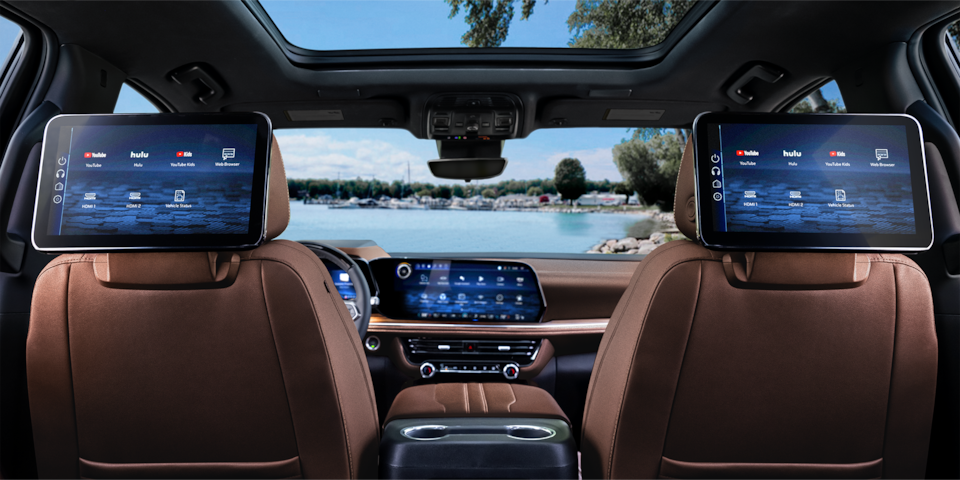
[370,259,545,322]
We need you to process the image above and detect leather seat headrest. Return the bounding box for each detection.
[266,136,290,241]
[673,136,697,240]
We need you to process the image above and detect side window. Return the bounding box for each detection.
[788,80,846,113]
[0,16,22,83]
[113,83,159,113]
[949,20,959,52]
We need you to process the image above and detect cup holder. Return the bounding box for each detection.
[506,425,555,440]
[401,424,556,441]
[401,425,448,440]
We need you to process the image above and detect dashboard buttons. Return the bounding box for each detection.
[364,336,381,352]
[503,363,520,380]
[420,362,437,379]
[396,262,413,279]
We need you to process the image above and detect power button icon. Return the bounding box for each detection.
[711,154,720,163]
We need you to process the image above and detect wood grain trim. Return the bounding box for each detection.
[368,315,608,336]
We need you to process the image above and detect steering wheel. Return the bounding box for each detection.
[300,241,372,338]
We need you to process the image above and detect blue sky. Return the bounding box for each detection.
[3,4,845,185]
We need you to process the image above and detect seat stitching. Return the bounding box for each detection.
[252,254,356,478]
[253,242,380,432]
[432,384,447,414]
[257,261,308,477]
[594,246,716,478]
[463,383,469,413]
[479,383,488,413]
[505,384,518,413]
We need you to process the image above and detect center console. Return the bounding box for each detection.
[380,418,577,479]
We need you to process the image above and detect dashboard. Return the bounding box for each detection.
[325,256,546,323]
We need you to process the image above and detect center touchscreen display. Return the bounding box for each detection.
[32,113,272,251]
[371,259,545,322]
[693,113,932,251]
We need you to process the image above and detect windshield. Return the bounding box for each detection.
[277,128,687,254]
[260,0,696,50]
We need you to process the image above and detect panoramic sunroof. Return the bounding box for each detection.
[258,0,696,51]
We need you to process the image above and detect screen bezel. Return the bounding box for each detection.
[692,112,933,252]
[369,258,547,323]
[32,112,273,252]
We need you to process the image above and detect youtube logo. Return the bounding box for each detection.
[736,150,744,156]
[84,152,92,158]
[830,151,837,156]
[177,151,184,157]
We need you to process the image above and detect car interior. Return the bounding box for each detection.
[0,1,958,479]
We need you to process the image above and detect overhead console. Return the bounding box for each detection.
[370,258,545,322]
[424,93,521,140]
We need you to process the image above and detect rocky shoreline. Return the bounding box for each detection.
[587,211,686,255]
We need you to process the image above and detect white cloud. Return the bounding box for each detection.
[275,131,434,182]
[274,130,624,183]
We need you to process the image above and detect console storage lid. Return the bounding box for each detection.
[380,417,577,479]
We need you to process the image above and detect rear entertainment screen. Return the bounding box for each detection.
[693,113,932,251]
[32,113,272,252]
[370,259,546,322]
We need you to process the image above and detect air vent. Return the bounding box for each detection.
[405,338,540,366]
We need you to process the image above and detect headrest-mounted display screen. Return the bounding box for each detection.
[32,112,272,252]
[692,113,932,251]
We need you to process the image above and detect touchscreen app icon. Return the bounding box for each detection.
[57,156,67,165]
[222,148,236,160]
[54,182,63,191]
[83,193,96,200]
[835,189,847,202]
[713,192,723,201]
[129,192,141,200]
[56,169,65,178]
[174,190,185,202]
[875,149,888,160]
[53,195,62,204]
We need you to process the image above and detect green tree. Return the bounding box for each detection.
[481,188,498,198]
[526,186,544,196]
[788,88,846,113]
[554,157,587,201]
[567,0,695,49]
[445,0,694,49]
[446,0,542,48]
[613,129,684,209]
[452,184,466,198]
[434,185,453,199]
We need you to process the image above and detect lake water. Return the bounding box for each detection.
[279,201,649,253]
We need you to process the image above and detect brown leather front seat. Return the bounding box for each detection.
[579,138,938,479]
[27,138,380,479]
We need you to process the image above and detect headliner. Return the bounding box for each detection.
[4,1,958,137]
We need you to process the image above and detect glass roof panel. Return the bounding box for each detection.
[259,0,696,51]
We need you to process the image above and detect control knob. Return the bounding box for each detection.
[502,363,520,380]
[420,362,436,379]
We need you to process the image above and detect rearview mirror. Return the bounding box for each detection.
[428,158,508,182]
[429,139,507,182]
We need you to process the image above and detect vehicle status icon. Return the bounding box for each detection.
[174,190,185,202]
